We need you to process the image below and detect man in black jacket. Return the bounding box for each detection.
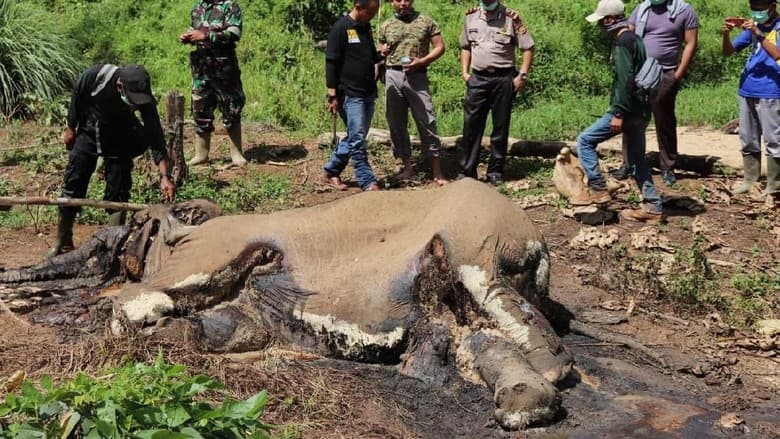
[49,64,176,258]
[323,0,382,191]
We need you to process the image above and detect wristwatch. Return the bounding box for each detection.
[757,30,767,41]
[612,111,623,118]
[518,71,529,81]
[326,93,338,102]
[161,172,173,180]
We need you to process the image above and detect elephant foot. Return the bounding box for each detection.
[461,330,561,430]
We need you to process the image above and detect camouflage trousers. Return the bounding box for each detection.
[190,51,245,134]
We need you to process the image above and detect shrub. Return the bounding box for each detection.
[0,353,273,438]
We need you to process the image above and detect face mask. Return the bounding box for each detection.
[649,0,666,6]
[480,1,500,12]
[601,18,628,33]
[117,86,134,107]
[751,9,770,24]
[394,10,413,19]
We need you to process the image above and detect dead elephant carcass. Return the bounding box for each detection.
[6,179,574,429]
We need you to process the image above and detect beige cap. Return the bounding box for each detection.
[586,0,625,22]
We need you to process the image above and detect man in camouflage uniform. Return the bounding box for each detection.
[459,0,534,186]
[378,0,447,186]
[180,0,247,166]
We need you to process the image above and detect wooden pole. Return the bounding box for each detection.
[0,197,148,211]
[165,91,188,186]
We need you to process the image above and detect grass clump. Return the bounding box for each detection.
[0,352,272,438]
[663,234,725,312]
[0,0,82,121]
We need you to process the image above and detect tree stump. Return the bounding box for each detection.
[139,91,188,196]
[165,91,188,186]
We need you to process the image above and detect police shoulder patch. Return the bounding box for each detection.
[505,7,527,34]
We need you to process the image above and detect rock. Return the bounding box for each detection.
[718,412,745,429]
[563,206,618,225]
[756,319,780,337]
[553,147,587,199]
[630,227,674,252]
[570,227,620,249]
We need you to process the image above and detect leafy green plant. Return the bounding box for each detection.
[0,353,272,438]
[729,271,780,325]
[663,234,725,312]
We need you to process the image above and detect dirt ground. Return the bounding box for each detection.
[1,122,779,438]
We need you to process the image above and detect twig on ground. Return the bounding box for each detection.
[636,306,690,326]
[570,319,668,368]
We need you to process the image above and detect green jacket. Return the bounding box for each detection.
[610,30,651,117]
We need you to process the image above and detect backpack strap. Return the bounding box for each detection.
[90,64,119,97]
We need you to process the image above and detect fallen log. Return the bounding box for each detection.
[316,128,726,174]
[0,197,148,212]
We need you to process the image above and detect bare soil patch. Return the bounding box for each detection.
[1,123,778,437]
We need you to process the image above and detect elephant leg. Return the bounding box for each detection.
[459,266,573,384]
[460,330,561,430]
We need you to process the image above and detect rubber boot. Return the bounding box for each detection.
[188,132,211,166]
[732,153,761,195]
[45,210,76,258]
[107,211,126,227]
[765,156,780,195]
[226,121,247,166]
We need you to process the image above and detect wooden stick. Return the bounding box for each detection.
[0,196,148,211]
[1,144,58,152]
[570,319,669,368]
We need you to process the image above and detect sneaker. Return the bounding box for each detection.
[609,165,630,180]
[570,188,612,206]
[619,208,665,224]
[661,170,677,186]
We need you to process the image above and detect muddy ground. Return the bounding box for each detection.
[1,122,778,438]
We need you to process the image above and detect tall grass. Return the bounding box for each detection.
[0,0,82,120]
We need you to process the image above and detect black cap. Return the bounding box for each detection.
[118,64,154,106]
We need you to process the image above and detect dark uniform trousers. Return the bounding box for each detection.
[61,132,133,215]
[622,70,679,171]
[460,69,516,178]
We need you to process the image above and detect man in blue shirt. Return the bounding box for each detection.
[723,0,780,197]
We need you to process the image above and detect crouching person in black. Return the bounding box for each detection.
[48,64,176,258]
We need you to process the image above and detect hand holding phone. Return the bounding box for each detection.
[725,17,746,27]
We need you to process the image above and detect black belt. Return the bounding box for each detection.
[387,66,404,71]
[473,67,516,77]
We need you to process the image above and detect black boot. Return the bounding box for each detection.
[45,210,76,258]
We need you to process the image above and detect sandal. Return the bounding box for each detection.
[322,173,348,191]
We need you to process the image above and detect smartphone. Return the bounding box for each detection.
[726,17,746,27]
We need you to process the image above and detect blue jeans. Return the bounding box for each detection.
[324,96,377,190]
[577,112,662,213]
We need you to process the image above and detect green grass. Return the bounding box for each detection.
[9,0,748,140]
[0,0,81,119]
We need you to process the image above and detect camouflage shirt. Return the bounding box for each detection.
[377,12,441,67]
[190,0,242,51]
